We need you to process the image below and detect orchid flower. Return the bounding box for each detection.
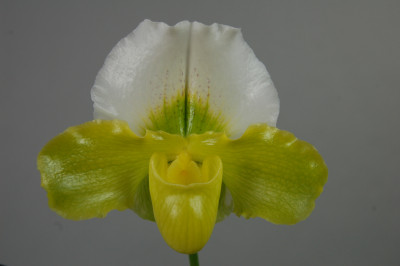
[38,20,327,259]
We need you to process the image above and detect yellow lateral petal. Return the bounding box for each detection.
[149,153,223,254]
[38,120,185,220]
[188,123,328,225]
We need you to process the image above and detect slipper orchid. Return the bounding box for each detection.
[38,20,327,255]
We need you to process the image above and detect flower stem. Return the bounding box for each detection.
[188,253,199,266]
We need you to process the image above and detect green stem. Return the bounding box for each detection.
[188,253,199,266]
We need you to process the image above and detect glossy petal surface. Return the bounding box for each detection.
[188,124,328,224]
[149,153,223,254]
[91,20,279,137]
[92,20,190,136]
[38,120,185,220]
[187,22,279,137]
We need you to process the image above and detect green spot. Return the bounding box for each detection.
[146,92,227,136]
[186,94,227,135]
[147,93,186,136]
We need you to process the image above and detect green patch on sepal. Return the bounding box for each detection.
[147,93,186,136]
[146,92,227,136]
[186,93,227,135]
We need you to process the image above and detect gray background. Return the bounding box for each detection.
[1,1,399,265]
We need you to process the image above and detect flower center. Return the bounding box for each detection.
[166,152,208,185]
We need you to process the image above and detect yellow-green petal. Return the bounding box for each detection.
[38,120,185,220]
[188,124,328,225]
[149,153,223,254]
